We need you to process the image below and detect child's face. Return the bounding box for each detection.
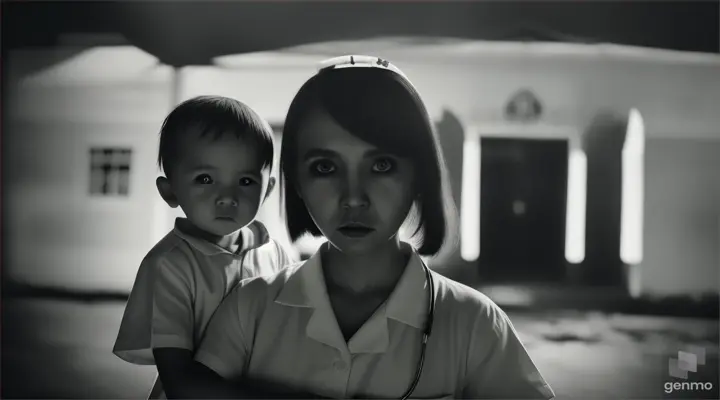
[160,133,271,237]
[293,107,417,255]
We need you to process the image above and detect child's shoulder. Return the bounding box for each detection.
[254,238,295,266]
[139,230,197,271]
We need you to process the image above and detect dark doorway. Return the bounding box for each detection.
[479,138,569,283]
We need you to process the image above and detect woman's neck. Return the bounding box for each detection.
[321,239,411,294]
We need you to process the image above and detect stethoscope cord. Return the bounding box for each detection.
[399,334,429,400]
[399,263,435,400]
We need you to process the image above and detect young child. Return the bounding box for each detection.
[112,95,292,398]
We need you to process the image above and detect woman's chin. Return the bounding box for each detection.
[326,232,402,256]
[323,235,371,254]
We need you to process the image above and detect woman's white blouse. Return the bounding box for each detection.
[195,249,554,399]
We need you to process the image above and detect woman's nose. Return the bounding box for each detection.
[342,196,369,209]
[341,177,369,209]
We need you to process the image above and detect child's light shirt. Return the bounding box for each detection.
[195,248,555,399]
[113,218,292,364]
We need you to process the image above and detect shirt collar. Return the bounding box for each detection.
[274,244,435,354]
[172,218,270,256]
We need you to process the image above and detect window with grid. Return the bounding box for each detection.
[89,147,132,196]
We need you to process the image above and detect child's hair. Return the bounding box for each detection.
[157,95,275,178]
[280,66,458,257]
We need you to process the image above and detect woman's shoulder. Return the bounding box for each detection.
[432,272,510,326]
[228,261,305,306]
[237,260,304,292]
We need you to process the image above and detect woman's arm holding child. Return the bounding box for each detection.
[154,348,241,399]
[156,348,329,399]
[172,283,328,399]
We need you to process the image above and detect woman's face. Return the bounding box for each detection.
[293,107,417,255]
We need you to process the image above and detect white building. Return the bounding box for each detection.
[5,38,720,298]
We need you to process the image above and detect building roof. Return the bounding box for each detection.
[4,1,718,68]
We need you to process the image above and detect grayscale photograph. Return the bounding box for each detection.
[2,1,719,399]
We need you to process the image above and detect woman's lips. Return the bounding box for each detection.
[337,224,375,238]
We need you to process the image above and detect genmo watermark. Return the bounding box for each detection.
[664,381,713,394]
[664,345,714,394]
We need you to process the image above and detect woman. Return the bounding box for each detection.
[182,55,554,399]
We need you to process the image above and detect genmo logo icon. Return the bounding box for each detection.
[664,346,713,394]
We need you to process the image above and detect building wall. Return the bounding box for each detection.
[5,52,173,291]
[5,121,157,290]
[5,45,720,297]
[640,138,720,296]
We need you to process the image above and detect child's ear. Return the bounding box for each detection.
[262,177,276,203]
[156,176,179,208]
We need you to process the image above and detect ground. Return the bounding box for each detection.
[2,298,718,399]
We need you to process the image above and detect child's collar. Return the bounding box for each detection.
[172,218,270,256]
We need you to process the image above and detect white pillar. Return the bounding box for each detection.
[460,126,481,262]
[620,108,645,265]
[565,134,587,264]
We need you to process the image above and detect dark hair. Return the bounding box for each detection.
[280,67,458,257]
[158,95,275,178]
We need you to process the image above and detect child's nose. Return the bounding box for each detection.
[216,195,238,207]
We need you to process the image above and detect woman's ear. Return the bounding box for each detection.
[156,176,179,208]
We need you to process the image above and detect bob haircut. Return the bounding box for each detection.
[280,65,458,257]
[158,95,275,178]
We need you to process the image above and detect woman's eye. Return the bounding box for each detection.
[194,174,213,184]
[239,177,256,186]
[372,158,395,173]
[311,160,336,175]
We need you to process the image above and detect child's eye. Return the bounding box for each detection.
[311,160,336,175]
[372,158,395,173]
[239,177,256,186]
[194,174,213,184]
